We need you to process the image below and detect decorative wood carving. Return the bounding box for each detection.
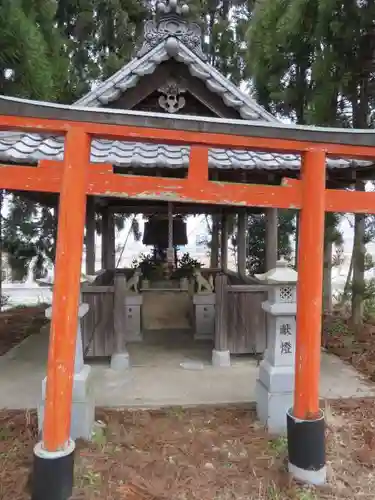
[158,79,186,113]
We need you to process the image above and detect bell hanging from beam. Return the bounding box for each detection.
[142,203,188,274]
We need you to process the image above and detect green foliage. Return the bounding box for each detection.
[268,436,288,458]
[0,294,9,309]
[54,0,254,101]
[324,315,350,339]
[248,0,375,127]
[172,252,202,279]
[2,195,57,281]
[55,0,151,102]
[240,210,296,275]
[131,252,158,280]
[132,251,203,281]
[187,0,253,83]
[336,278,375,322]
[0,0,68,281]
[0,0,68,100]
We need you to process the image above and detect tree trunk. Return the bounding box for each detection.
[342,249,354,301]
[323,237,333,313]
[210,215,220,268]
[350,78,368,331]
[0,190,3,311]
[265,208,278,271]
[351,181,366,331]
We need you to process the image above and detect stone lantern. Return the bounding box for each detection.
[36,278,94,441]
[255,258,297,434]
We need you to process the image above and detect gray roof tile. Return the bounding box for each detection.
[0,133,360,171]
[0,26,371,173]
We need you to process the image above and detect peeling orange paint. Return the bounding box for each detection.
[1,113,375,450]
[293,150,326,420]
[43,128,90,452]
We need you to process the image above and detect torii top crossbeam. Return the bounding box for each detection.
[1,95,375,215]
[1,95,375,155]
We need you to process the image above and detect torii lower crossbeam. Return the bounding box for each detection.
[1,101,375,498]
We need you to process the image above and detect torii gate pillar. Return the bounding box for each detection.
[32,129,89,500]
[287,150,327,485]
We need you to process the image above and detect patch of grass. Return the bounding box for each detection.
[364,296,375,322]
[296,489,317,500]
[325,316,351,337]
[0,427,11,441]
[80,469,102,487]
[267,483,283,499]
[268,436,288,458]
[166,406,186,419]
[91,422,107,447]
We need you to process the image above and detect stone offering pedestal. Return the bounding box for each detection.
[124,294,143,342]
[193,293,216,340]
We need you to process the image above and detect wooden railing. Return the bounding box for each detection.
[215,272,270,355]
[81,270,115,357]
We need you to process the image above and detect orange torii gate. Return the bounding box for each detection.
[1,95,375,499]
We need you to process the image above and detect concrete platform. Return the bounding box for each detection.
[0,328,374,409]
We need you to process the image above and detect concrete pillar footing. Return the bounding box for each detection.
[212,349,231,367]
[110,352,130,371]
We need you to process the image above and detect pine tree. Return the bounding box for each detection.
[55,0,152,102]
[0,1,70,286]
[248,0,375,322]
[0,0,68,99]
[187,0,253,83]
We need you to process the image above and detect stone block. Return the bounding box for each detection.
[110,352,130,371]
[124,294,143,306]
[38,365,94,441]
[193,293,216,305]
[212,349,231,368]
[256,378,293,434]
[193,293,215,340]
[258,358,294,393]
[124,294,143,342]
[195,304,215,340]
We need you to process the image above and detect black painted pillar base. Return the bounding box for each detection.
[32,439,75,500]
[287,408,326,485]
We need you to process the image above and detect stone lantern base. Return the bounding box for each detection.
[256,359,294,434]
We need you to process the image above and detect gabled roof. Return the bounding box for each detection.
[0,0,369,173]
[75,39,276,122]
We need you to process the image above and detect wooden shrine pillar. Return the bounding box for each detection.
[210,215,220,268]
[220,212,229,272]
[107,212,116,270]
[237,209,247,279]
[85,196,96,275]
[101,209,109,270]
[32,128,90,499]
[111,273,130,370]
[101,208,115,270]
[213,273,230,367]
[287,150,327,485]
[265,208,278,271]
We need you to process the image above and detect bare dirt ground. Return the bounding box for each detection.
[1,308,375,499]
[1,401,375,500]
[0,306,48,356]
[324,312,375,381]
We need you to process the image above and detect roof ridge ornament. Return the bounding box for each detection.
[136,0,207,61]
[156,0,190,16]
